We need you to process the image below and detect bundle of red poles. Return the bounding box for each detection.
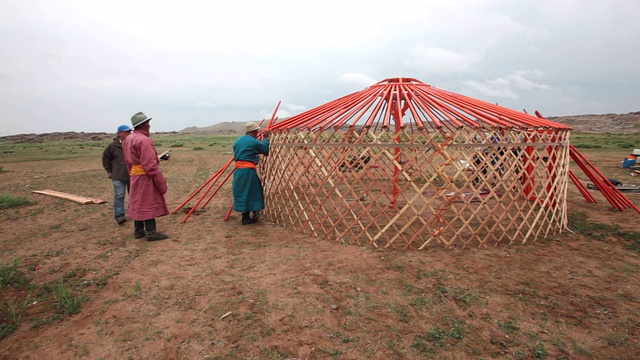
[534,110,638,213]
[569,144,640,213]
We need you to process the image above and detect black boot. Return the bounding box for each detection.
[146,232,169,241]
[143,218,169,241]
[242,212,253,225]
[251,211,261,222]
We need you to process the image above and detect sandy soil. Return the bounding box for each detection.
[1,145,639,359]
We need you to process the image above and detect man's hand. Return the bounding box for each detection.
[106,172,112,179]
[262,130,271,139]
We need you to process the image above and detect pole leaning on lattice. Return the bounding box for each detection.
[174,101,281,223]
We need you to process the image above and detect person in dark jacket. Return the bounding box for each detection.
[102,124,132,225]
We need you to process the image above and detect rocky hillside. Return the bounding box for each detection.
[181,112,640,134]
[547,111,640,133]
[0,132,112,144]
[1,112,639,143]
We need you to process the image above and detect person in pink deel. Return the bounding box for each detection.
[123,111,169,241]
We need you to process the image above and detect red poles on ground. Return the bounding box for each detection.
[534,110,639,213]
[568,170,597,203]
[172,158,234,223]
[569,144,640,213]
[535,110,640,213]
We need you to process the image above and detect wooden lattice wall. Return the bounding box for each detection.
[261,126,571,249]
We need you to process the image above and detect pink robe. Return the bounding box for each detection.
[123,129,169,220]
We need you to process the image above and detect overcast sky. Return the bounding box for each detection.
[0,0,638,136]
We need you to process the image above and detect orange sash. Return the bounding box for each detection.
[130,164,147,176]
[235,161,257,169]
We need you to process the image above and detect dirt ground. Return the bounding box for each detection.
[1,143,640,359]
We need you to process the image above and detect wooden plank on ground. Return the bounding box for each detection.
[33,190,106,204]
[158,149,171,160]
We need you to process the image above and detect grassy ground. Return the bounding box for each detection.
[1,132,639,359]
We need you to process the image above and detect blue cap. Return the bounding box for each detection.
[117,124,132,133]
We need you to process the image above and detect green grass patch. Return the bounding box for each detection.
[0,141,106,162]
[123,281,142,298]
[0,134,237,164]
[412,320,466,350]
[0,258,33,339]
[43,279,87,316]
[0,258,30,288]
[571,132,638,151]
[603,333,628,347]
[5,263,94,332]
[0,295,33,339]
[573,143,602,149]
[0,194,35,210]
[569,212,640,253]
[498,320,520,334]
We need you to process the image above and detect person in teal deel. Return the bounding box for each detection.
[232,122,270,225]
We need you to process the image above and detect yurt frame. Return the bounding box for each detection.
[175,77,639,250]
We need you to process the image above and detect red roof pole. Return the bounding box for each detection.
[568,170,597,203]
[266,100,281,129]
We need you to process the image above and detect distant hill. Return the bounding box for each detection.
[180,121,250,135]
[1,112,639,144]
[181,112,640,134]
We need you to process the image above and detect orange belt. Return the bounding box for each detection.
[235,161,257,169]
[130,164,147,176]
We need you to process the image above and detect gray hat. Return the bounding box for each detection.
[245,122,259,132]
[131,112,152,128]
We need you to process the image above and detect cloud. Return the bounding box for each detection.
[196,102,217,108]
[1,0,639,136]
[275,110,291,119]
[285,103,307,112]
[462,80,519,99]
[462,70,552,99]
[339,73,377,88]
[404,45,481,74]
[260,109,291,121]
[509,71,551,90]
